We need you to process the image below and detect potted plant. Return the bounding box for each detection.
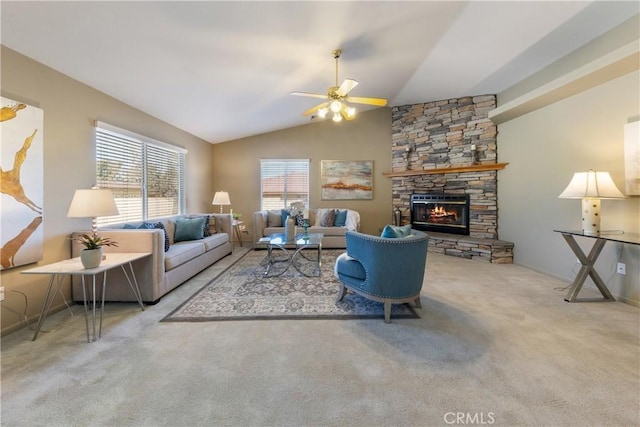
[73,233,118,268]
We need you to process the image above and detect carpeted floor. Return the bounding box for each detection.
[163,249,418,321]
[1,250,638,426]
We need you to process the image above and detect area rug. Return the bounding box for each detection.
[162,249,419,321]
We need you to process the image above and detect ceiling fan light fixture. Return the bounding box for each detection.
[292,49,388,122]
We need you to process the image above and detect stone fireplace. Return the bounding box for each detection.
[388,95,513,263]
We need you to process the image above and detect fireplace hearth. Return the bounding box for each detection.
[411,194,470,235]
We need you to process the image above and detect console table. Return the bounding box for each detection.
[554,230,640,302]
[22,252,149,342]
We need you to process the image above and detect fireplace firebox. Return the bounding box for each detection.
[410,194,470,235]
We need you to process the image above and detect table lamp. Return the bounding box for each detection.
[558,170,625,235]
[67,187,119,234]
[212,191,231,213]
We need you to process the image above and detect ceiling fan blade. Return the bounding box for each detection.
[335,79,359,97]
[291,91,329,100]
[345,96,388,106]
[302,102,329,117]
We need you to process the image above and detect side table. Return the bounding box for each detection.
[232,219,246,247]
[22,252,150,342]
[554,230,640,302]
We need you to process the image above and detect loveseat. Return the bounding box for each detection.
[253,208,360,248]
[71,213,232,303]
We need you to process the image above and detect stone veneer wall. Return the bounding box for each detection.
[391,95,513,263]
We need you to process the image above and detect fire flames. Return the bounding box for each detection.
[428,205,458,223]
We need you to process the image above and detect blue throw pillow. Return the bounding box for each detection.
[139,222,170,252]
[280,209,290,225]
[186,215,211,237]
[333,209,348,227]
[174,216,206,242]
[122,223,137,229]
[380,224,412,238]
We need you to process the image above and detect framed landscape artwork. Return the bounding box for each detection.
[321,160,373,200]
[0,97,44,270]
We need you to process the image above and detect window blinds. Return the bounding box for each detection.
[95,122,186,226]
[260,159,309,211]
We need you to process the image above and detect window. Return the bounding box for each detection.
[95,121,186,226]
[260,159,309,211]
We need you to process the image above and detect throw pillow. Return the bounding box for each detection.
[267,210,282,227]
[280,209,290,226]
[122,223,137,229]
[319,209,336,227]
[139,222,170,252]
[333,209,348,227]
[380,224,412,238]
[295,214,305,227]
[185,215,211,237]
[174,216,206,242]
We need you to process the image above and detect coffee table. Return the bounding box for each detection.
[258,233,323,277]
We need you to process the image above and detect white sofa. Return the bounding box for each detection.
[253,208,360,248]
[71,214,232,303]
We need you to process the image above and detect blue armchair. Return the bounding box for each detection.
[334,229,429,323]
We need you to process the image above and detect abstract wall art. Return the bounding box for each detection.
[321,160,373,200]
[0,97,44,269]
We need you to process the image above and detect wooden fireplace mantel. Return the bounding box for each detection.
[382,162,509,178]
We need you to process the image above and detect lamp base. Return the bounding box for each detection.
[582,198,601,236]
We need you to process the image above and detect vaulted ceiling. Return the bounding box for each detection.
[1,1,638,144]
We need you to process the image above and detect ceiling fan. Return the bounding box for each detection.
[291,49,387,122]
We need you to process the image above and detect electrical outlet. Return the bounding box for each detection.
[0,286,4,302]
[616,262,626,275]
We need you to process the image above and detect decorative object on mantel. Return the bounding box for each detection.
[67,187,120,268]
[558,170,626,236]
[212,191,231,214]
[383,162,509,177]
[402,141,415,171]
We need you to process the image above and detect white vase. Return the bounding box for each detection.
[80,247,103,269]
[285,216,296,242]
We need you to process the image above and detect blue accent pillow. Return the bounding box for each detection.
[280,209,290,225]
[381,224,412,238]
[174,216,206,242]
[122,223,137,229]
[186,215,211,237]
[139,222,170,252]
[333,209,348,227]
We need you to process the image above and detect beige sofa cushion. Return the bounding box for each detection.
[202,233,229,251]
[165,241,205,271]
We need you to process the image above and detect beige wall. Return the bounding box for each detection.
[498,71,640,305]
[0,46,214,334]
[211,108,393,241]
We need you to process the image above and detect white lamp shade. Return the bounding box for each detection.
[558,171,625,199]
[67,188,119,218]
[212,191,231,206]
